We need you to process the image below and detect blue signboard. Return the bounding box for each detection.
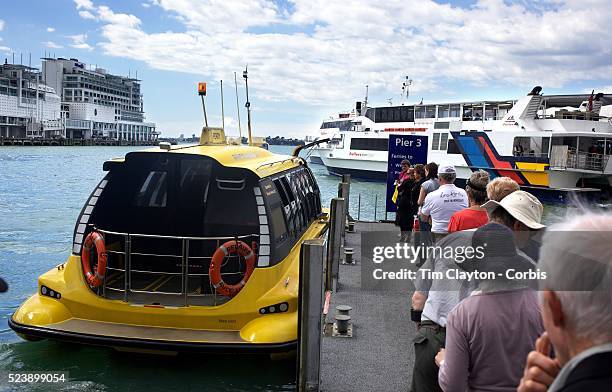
[386,135,429,213]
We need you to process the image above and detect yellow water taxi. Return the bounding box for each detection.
[9,124,328,353]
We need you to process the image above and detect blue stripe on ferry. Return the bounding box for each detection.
[456,136,498,178]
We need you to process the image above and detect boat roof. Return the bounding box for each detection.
[104,144,301,178]
[541,94,612,107]
[364,94,612,110]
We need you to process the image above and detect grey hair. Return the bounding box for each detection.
[439,173,456,183]
[538,211,612,345]
[466,170,490,204]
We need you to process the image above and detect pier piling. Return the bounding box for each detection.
[298,239,326,392]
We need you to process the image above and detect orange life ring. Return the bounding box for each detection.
[81,231,107,288]
[209,240,256,297]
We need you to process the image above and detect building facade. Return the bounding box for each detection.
[0,62,62,138]
[42,57,157,141]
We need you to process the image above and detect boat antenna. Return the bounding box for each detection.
[234,71,242,140]
[364,84,369,108]
[243,65,253,146]
[387,98,393,106]
[220,79,225,130]
[198,82,208,127]
[402,76,412,104]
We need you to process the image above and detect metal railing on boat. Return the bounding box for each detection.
[91,227,259,307]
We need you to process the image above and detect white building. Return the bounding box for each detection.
[42,57,157,141]
[0,62,62,138]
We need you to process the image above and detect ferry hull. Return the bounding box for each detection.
[8,315,296,354]
[10,219,328,354]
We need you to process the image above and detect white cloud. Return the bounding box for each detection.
[141,2,151,8]
[98,6,141,27]
[44,41,63,49]
[68,34,93,51]
[46,27,55,32]
[0,45,10,52]
[78,10,97,20]
[0,19,5,31]
[89,0,612,107]
[74,0,94,10]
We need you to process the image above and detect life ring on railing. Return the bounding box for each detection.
[209,240,256,297]
[81,231,107,288]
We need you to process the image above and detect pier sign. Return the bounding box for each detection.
[386,135,428,213]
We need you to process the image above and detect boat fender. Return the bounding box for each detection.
[209,240,256,297]
[81,231,108,288]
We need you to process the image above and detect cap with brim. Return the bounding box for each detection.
[481,190,546,230]
[438,164,456,174]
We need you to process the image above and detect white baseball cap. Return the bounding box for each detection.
[438,164,456,174]
[482,190,545,230]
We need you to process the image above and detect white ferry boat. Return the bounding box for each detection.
[315,87,612,200]
[304,113,354,165]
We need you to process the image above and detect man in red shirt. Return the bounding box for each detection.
[448,170,490,233]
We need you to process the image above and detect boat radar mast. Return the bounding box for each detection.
[197,82,226,146]
[402,76,412,104]
[243,66,253,146]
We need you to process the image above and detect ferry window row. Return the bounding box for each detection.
[350,138,389,151]
[260,166,322,266]
[366,106,415,123]
[320,120,352,132]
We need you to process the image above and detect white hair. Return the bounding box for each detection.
[538,211,612,345]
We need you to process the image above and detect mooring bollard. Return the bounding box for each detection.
[336,305,352,317]
[344,248,354,264]
[335,314,351,335]
[347,221,355,233]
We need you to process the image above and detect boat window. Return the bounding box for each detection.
[415,106,425,119]
[432,133,440,150]
[440,133,449,151]
[280,176,295,202]
[91,153,257,238]
[439,105,450,118]
[273,178,290,206]
[425,106,436,118]
[134,171,167,208]
[450,105,461,117]
[179,159,212,206]
[434,122,450,129]
[447,138,461,154]
[513,136,550,158]
[350,138,388,151]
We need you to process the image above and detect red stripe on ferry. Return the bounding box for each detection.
[478,136,524,185]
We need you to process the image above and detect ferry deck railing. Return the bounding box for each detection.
[566,150,610,172]
[92,227,259,307]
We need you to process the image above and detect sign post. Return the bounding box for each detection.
[385,134,429,213]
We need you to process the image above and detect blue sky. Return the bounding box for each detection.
[1,0,611,138]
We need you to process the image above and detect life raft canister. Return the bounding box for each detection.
[81,231,108,288]
[209,240,256,297]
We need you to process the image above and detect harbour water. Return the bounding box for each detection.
[0,144,569,391]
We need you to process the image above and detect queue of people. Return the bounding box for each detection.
[392,161,612,391]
